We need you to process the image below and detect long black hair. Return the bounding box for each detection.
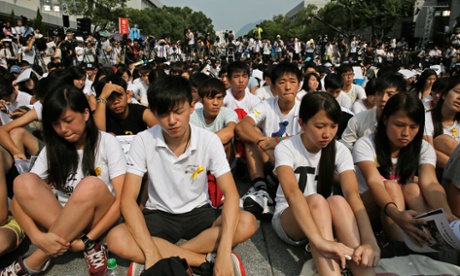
[430,78,460,138]
[374,93,425,183]
[41,85,100,190]
[299,92,341,197]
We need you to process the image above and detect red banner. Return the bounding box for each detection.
[119,17,130,35]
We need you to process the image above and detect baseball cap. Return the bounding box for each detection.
[10,65,21,74]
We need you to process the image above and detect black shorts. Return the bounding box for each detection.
[143,205,222,244]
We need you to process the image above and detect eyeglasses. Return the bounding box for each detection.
[342,73,354,77]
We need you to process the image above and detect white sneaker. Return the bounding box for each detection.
[243,189,274,217]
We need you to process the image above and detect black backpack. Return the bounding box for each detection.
[141,257,192,276]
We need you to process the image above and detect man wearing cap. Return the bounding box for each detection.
[83,62,98,96]
[273,35,284,61]
[75,39,85,64]
[9,65,22,77]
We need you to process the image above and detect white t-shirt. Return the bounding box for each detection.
[83,78,95,96]
[336,91,352,109]
[126,124,230,214]
[20,46,35,64]
[274,137,354,215]
[33,101,43,121]
[341,108,378,149]
[343,84,366,103]
[247,97,301,137]
[424,111,460,141]
[190,107,238,133]
[223,88,261,118]
[31,131,126,205]
[351,99,372,115]
[254,86,273,100]
[352,134,436,193]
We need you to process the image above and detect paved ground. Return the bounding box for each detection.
[2,165,459,275]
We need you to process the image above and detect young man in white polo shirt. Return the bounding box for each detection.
[106,75,257,276]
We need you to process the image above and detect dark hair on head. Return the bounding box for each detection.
[64,66,86,86]
[377,64,399,77]
[227,61,250,78]
[0,79,14,99]
[411,69,437,98]
[138,64,153,76]
[375,73,406,94]
[365,78,378,97]
[31,64,44,77]
[198,78,226,99]
[430,77,460,138]
[270,62,302,83]
[374,93,425,184]
[170,61,187,76]
[0,74,15,98]
[189,72,210,89]
[303,61,317,72]
[36,74,65,101]
[17,70,40,96]
[92,66,115,92]
[302,72,322,92]
[218,64,228,78]
[94,75,127,98]
[42,85,99,190]
[115,65,131,78]
[148,75,192,115]
[324,73,343,90]
[337,63,353,75]
[299,92,341,197]
[148,68,167,85]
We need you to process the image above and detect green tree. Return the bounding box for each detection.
[33,8,46,36]
[333,0,416,37]
[9,10,15,25]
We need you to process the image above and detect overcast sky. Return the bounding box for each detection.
[161,0,304,33]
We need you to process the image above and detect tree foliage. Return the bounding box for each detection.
[33,8,46,36]
[251,0,416,42]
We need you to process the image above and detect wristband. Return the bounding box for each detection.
[383,202,397,217]
[80,233,96,251]
[275,137,279,144]
[96,98,107,104]
[279,136,283,142]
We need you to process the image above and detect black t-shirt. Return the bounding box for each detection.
[106,104,147,135]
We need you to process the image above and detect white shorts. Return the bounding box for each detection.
[271,208,308,246]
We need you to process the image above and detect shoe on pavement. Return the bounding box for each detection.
[0,257,51,276]
[84,242,108,276]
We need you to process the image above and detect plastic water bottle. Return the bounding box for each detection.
[106,258,122,276]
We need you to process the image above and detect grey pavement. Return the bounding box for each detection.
[4,171,458,275]
[3,175,311,276]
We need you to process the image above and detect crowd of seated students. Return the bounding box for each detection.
[0,56,460,276]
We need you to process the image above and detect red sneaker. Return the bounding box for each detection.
[84,242,108,276]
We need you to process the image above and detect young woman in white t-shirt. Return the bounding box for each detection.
[423,77,460,168]
[273,92,379,275]
[2,86,126,275]
[354,93,457,248]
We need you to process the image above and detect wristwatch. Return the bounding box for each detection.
[96,98,107,104]
[80,233,96,250]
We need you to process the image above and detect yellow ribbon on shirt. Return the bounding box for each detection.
[192,166,204,180]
